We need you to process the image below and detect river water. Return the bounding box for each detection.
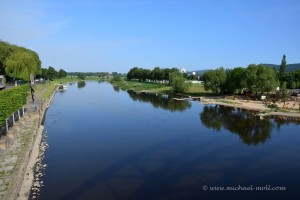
[35,81,300,200]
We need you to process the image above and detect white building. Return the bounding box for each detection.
[180,68,186,73]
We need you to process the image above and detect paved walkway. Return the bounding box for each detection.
[0,86,47,200]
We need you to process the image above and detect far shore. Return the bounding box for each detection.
[199,96,300,118]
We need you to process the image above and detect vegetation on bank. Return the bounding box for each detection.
[0,41,41,81]
[0,84,29,125]
[0,40,67,83]
[202,55,300,97]
[110,78,214,96]
[124,67,192,93]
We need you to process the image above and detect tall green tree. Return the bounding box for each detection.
[169,72,191,93]
[225,67,246,94]
[58,69,67,78]
[202,67,227,94]
[245,64,278,96]
[47,66,58,80]
[5,51,41,81]
[77,72,86,80]
[279,54,287,83]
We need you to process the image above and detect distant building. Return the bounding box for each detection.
[192,72,196,75]
[180,68,186,73]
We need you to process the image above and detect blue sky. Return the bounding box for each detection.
[1,0,299,73]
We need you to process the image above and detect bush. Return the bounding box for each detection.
[0,85,29,125]
[170,73,191,93]
[267,104,278,109]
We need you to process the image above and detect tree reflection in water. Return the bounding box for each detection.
[200,105,274,145]
[77,81,86,89]
[112,85,121,92]
[127,90,192,112]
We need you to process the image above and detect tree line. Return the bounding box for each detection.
[127,67,180,82]
[126,67,191,93]
[0,40,67,82]
[202,55,300,95]
[39,67,67,80]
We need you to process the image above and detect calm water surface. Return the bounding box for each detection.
[35,81,300,200]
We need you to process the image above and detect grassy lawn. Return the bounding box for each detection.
[112,80,171,93]
[185,84,215,96]
[112,80,215,96]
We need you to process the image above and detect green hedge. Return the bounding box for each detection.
[0,85,29,125]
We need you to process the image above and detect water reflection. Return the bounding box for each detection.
[127,91,192,112]
[77,81,86,89]
[273,115,300,129]
[200,105,273,145]
[112,85,121,92]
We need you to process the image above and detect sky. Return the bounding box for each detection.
[0,0,300,73]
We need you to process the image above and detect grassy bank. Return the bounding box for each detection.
[111,80,215,96]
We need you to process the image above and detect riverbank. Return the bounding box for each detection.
[200,96,300,118]
[17,84,58,200]
[111,80,300,118]
[0,80,70,200]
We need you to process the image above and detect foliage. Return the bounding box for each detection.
[127,67,179,82]
[245,64,279,95]
[77,72,86,80]
[202,67,227,94]
[225,67,246,94]
[46,67,58,80]
[169,72,191,93]
[201,64,279,96]
[279,54,287,82]
[0,85,29,125]
[58,69,67,78]
[111,80,171,93]
[111,75,122,82]
[5,50,41,81]
[40,67,67,80]
[286,69,300,89]
[0,41,41,81]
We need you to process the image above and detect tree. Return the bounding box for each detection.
[77,72,86,80]
[202,67,227,94]
[141,69,151,81]
[5,51,41,81]
[127,67,139,81]
[245,64,278,96]
[169,72,191,93]
[58,69,67,78]
[47,66,58,80]
[279,54,287,83]
[224,67,246,94]
[0,41,20,75]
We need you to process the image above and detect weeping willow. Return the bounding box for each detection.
[5,50,41,81]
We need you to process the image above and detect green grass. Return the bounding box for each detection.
[112,80,171,93]
[111,80,215,96]
[185,84,215,96]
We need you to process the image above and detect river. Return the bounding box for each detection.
[34,81,300,200]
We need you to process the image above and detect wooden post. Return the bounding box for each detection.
[6,119,8,132]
